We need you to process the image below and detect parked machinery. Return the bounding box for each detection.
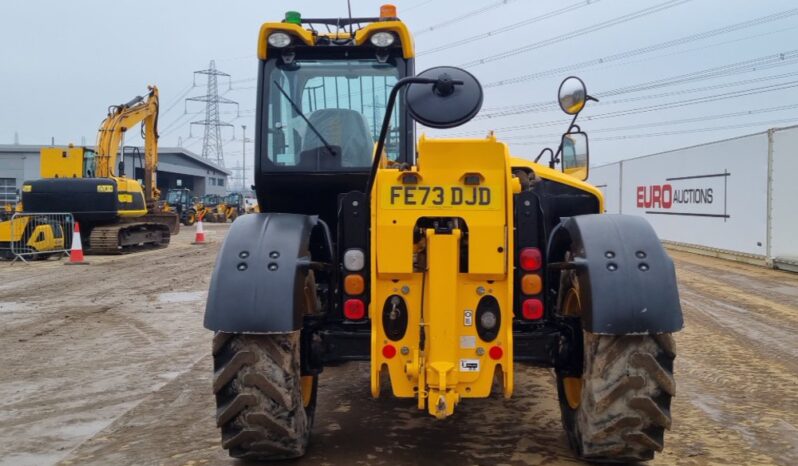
[20,86,178,253]
[204,6,682,463]
[220,192,245,221]
[0,216,65,260]
[165,188,198,226]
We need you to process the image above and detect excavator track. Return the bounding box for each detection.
[87,222,171,255]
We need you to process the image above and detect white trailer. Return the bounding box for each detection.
[589,125,798,271]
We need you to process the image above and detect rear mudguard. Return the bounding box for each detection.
[548,214,683,335]
[204,213,327,333]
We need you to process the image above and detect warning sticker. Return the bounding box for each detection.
[459,359,480,372]
[464,310,473,326]
[460,335,476,349]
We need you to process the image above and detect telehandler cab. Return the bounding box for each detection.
[205,6,682,462]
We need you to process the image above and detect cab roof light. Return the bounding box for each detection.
[380,4,397,19]
[370,31,395,48]
[268,32,292,48]
[285,11,302,24]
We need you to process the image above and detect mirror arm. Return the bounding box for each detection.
[534,147,553,163]
[365,76,445,194]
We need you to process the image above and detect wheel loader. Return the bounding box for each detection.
[204,6,683,462]
[165,188,198,226]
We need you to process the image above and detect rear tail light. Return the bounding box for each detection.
[521,274,542,295]
[343,248,365,271]
[489,345,503,360]
[522,298,544,320]
[344,274,365,295]
[519,247,542,271]
[382,344,397,359]
[344,299,366,320]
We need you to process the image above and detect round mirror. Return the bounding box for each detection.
[406,66,483,128]
[558,76,587,115]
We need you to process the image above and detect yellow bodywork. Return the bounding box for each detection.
[0,217,64,254]
[114,177,148,217]
[368,135,604,418]
[509,157,604,212]
[371,134,516,418]
[40,146,86,178]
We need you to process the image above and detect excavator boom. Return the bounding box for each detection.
[96,86,160,205]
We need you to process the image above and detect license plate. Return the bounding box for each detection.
[381,185,499,210]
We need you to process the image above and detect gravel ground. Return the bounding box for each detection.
[0,223,795,466]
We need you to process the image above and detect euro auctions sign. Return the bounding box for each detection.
[636,171,730,220]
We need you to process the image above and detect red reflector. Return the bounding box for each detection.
[522,298,544,320]
[343,299,365,320]
[489,346,503,360]
[382,344,397,359]
[520,247,542,271]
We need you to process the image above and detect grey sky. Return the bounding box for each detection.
[2,0,796,186]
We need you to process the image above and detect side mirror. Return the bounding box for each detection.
[367,66,483,193]
[561,132,589,181]
[406,66,483,128]
[558,76,588,115]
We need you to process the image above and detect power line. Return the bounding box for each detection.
[160,84,195,117]
[414,0,520,36]
[419,0,598,56]
[511,118,798,145]
[449,79,798,135]
[501,103,798,141]
[403,0,436,13]
[459,0,693,68]
[479,52,798,118]
[483,8,798,88]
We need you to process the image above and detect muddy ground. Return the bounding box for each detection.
[0,223,796,466]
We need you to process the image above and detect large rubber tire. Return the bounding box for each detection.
[212,332,317,461]
[558,332,676,462]
[183,210,196,226]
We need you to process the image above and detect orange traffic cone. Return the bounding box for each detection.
[192,219,206,245]
[65,221,89,265]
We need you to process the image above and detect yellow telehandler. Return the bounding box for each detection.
[204,6,682,463]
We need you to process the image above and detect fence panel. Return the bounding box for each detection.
[769,126,798,270]
[8,212,74,263]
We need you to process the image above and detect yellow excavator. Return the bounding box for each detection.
[20,86,179,253]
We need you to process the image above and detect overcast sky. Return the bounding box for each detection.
[2,0,796,186]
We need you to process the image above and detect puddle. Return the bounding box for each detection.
[0,302,25,313]
[157,291,204,304]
